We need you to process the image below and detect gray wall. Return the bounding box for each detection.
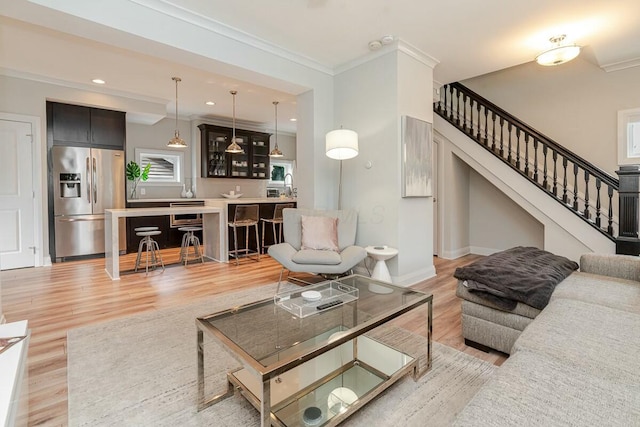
[462,57,640,176]
[469,169,544,253]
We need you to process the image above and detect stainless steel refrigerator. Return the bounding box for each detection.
[52,145,126,259]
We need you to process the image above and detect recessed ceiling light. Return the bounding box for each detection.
[92,79,106,84]
[289,118,297,122]
[205,101,216,106]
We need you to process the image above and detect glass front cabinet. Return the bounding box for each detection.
[199,124,271,179]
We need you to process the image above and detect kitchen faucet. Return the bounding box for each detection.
[284,173,294,197]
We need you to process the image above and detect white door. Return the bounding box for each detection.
[0,119,35,270]
[432,139,439,256]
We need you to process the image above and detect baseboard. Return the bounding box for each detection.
[394,265,437,287]
[0,315,6,324]
[352,264,437,288]
[469,246,502,256]
[43,255,52,267]
[439,246,471,260]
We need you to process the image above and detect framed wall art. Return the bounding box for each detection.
[401,115,433,197]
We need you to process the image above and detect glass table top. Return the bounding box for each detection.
[197,275,432,372]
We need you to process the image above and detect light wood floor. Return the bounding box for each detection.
[1,251,506,426]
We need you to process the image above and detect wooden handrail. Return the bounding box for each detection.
[435,82,619,240]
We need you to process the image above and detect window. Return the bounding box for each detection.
[135,148,183,185]
[618,108,640,165]
[268,159,294,187]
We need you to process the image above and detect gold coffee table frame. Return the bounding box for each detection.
[196,275,432,426]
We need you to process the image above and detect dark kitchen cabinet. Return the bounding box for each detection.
[48,102,126,149]
[199,123,270,179]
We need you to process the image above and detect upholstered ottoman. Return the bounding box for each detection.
[456,282,541,354]
[454,246,579,354]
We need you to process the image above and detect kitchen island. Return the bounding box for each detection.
[104,205,224,280]
[206,197,297,254]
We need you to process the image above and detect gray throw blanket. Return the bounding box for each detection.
[454,246,579,311]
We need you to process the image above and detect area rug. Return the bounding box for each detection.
[68,283,496,426]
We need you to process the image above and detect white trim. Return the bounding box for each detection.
[130,0,333,76]
[601,57,640,73]
[617,107,640,165]
[439,246,472,260]
[393,265,437,287]
[0,112,44,268]
[335,38,439,75]
[469,246,502,256]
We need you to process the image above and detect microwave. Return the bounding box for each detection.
[267,188,280,198]
[169,201,204,228]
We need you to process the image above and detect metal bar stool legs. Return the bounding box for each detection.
[134,229,164,275]
[228,204,260,265]
[179,226,204,265]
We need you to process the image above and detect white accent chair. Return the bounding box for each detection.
[268,208,367,292]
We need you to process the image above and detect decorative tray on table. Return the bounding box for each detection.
[274,280,359,318]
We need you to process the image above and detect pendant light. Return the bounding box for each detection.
[269,101,284,158]
[225,90,244,154]
[167,77,187,148]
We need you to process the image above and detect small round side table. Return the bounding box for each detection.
[365,245,398,284]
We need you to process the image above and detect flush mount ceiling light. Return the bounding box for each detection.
[92,78,105,84]
[536,35,581,66]
[205,101,215,106]
[269,101,283,158]
[225,90,244,154]
[167,77,187,148]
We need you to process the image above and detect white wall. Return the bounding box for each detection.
[461,58,640,176]
[126,118,193,199]
[334,48,436,285]
[469,169,544,254]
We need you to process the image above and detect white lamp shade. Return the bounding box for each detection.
[536,45,581,66]
[326,129,359,160]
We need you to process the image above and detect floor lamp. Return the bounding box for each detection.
[326,129,358,209]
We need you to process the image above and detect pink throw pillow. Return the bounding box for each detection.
[301,215,339,252]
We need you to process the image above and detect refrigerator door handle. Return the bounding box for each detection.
[56,217,98,222]
[86,156,92,203]
[93,157,98,204]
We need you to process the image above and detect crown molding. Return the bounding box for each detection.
[129,0,333,76]
[396,39,440,69]
[600,56,640,73]
[334,38,439,75]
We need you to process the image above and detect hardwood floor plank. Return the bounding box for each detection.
[1,252,505,425]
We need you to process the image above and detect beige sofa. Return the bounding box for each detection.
[455,253,640,426]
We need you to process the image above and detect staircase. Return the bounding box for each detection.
[434,82,619,242]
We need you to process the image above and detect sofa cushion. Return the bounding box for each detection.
[455,350,640,427]
[291,249,341,265]
[512,298,640,380]
[551,271,640,314]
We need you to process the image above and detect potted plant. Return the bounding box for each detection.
[125,161,151,199]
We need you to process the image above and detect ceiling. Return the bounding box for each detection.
[2,0,640,133]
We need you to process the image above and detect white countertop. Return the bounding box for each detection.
[127,198,205,203]
[105,206,223,217]
[206,197,296,205]
[127,197,295,204]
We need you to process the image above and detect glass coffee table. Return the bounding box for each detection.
[196,275,433,426]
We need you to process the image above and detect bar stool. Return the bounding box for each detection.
[179,226,204,265]
[261,203,294,254]
[134,229,165,275]
[228,204,260,265]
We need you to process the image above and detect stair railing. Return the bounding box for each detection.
[435,82,618,240]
